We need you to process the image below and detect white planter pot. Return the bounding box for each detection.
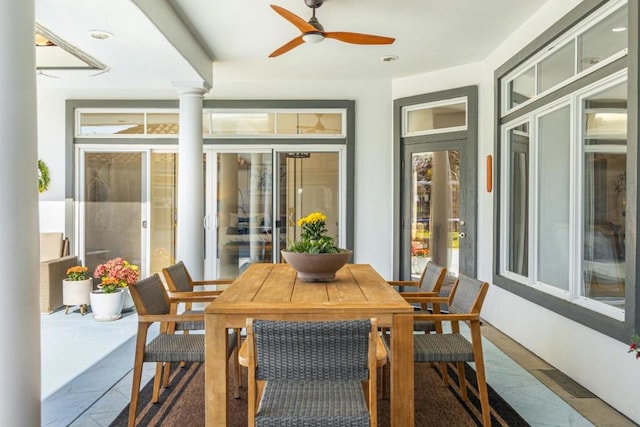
[122,287,135,312]
[89,290,124,322]
[63,278,92,306]
[63,278,93,315]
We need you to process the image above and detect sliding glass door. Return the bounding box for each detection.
[81,151,144,275]
[206,147,343,279]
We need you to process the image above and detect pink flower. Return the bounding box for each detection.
[93,257,139,288]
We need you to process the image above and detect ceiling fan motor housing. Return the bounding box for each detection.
[304,0,324,9]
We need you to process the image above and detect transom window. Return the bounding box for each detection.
[502,1,628,114]
[76,109,345,138]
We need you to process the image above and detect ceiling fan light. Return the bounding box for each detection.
[302,32,324,44]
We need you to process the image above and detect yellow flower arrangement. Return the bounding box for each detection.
[288,211,341,254]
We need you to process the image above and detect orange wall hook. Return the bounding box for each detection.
[486,155,493,193]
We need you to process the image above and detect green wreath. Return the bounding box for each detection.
[38,159,50,193]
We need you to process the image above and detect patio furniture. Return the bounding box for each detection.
[244,318,379,427]
[40,232,78,314]
[161,261,241,394]
[205,263,415,426]
[384,274,491,426]
[127,273,238,427]
[388,261,447,332]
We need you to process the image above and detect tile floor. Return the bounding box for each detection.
[41,306,636,427]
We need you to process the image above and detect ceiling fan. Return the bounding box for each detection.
[269,0,395,58]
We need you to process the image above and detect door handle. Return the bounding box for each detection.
[459,232,466,239]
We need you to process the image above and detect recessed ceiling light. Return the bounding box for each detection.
[381,55,399,62]
[89,30,113,40]
[611,26,627,32]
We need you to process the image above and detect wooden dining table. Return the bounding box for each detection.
[204,262,415,426]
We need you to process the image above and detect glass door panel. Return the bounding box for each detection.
[216,152,273,278]
[278,152,340,256]
[149,152,177,274]
[83,152,143,275]
[409,150,460,284]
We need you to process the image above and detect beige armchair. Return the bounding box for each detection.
[40,232,78,314]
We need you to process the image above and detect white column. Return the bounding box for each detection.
[0,0,41,425]
[174,84,209,280]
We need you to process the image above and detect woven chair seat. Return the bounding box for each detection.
[382,332,472,363]
[413,333,474,363]
[144,329,237,362]
[256,380,370,427]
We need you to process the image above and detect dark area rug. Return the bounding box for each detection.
[111,360,529,426]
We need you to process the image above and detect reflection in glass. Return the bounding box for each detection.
[150,153,177,275]
[84,152,142,275]
[582,82,627,308]
[538,40,575,93]
[279,152,340,253]
[506,123,529,276]
[410,151,460,280]
[537,106,570,290]
[277,113,343,135]
[211,113,275,135]
[79,113,144,135]
[146,113,179,134]
[578,5,628,72]
[406,102,466,135]
[509,67,535,109]
[217,153,273,278]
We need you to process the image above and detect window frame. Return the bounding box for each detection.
[500,0,628,116]
[493,0,638,343]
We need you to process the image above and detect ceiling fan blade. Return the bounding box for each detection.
[324,32,395,45]
[269,35,305,58]
[270,5,316,33]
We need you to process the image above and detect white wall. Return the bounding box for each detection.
[393,0,640,422]
[37,80,395,278]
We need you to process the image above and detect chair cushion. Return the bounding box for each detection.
[40,232,64,261]
[256,380,370,427]
[413,333,474,363]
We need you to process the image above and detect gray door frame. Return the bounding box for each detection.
[393,86,478,280]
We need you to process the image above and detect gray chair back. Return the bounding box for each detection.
[129,273,170,316]
[449,274,486,315]
[419,262,447,293]
[163,261,191,292]
[253,319,371,381]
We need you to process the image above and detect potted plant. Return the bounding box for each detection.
[281,211,352,282]
[90,257,140,321]
[62,265,92,315]
[629,335,640,360]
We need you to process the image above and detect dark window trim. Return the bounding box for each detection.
[393,86,478,280]
[66,99,355,257]
[493,0,638,343]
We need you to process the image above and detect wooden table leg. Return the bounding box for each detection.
[205,314,229,426]
[391,313,414,426]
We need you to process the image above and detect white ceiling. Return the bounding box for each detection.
[35,0,550,89]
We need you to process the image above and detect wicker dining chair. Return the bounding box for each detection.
[388,261,447,333]
[161,261,241,393]
[384,274,491,426]
[245,318,379,427]
[127,273,238,427]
